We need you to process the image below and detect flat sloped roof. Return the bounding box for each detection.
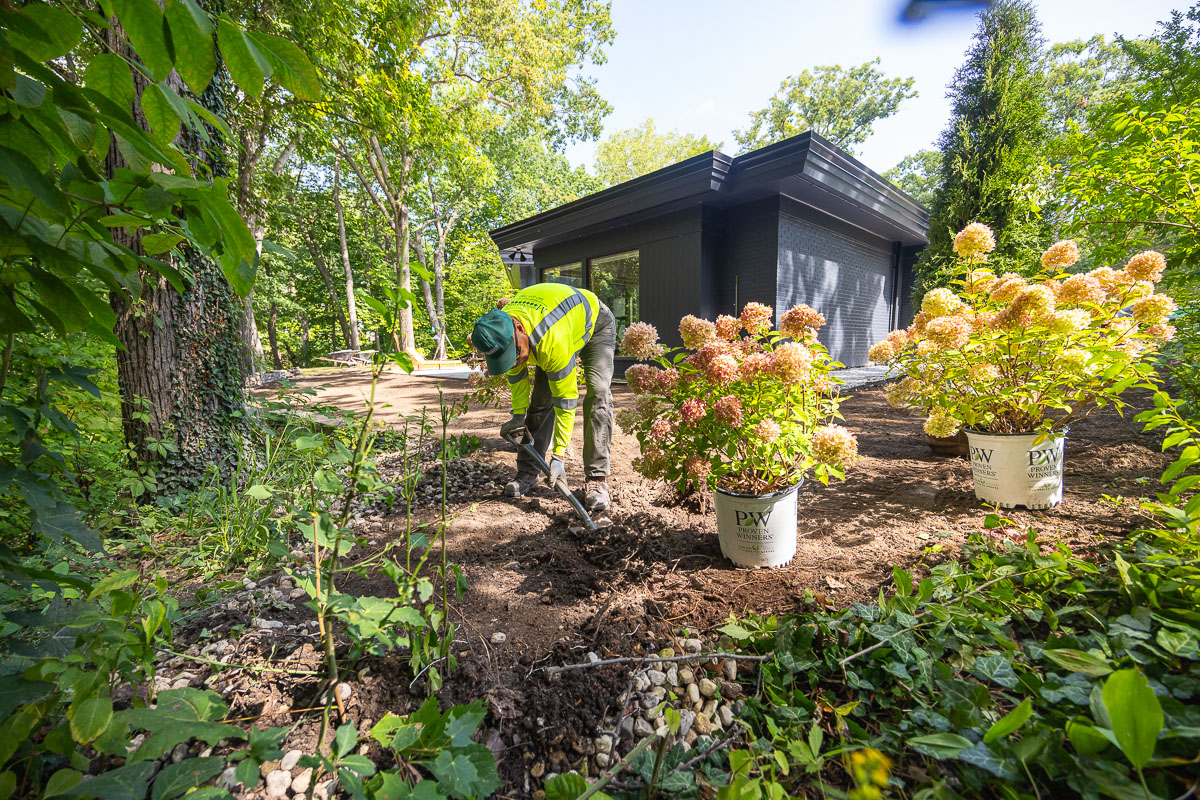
[491,131,930,252]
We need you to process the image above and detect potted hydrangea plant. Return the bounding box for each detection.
[618,302,858,567]
[871,223,1174,509]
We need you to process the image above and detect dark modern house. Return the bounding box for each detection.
[490,131,929,371]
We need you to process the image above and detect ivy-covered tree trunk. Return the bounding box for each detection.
[105,24,246,493]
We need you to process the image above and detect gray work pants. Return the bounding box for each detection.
[519,303,615,480]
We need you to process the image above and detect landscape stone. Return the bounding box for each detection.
[723,659,737,681]
[698,678,718,698]
[280,749,303,772]
[264,770,291,798]
[291,768,313,794]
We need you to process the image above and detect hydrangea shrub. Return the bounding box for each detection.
[872,223,1173,437]
[618,303,858,495]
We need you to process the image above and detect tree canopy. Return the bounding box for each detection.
[733,59,917,155]
[593,118,721,186]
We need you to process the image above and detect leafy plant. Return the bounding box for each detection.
[873,224,1170,437]
[617,303,858,494]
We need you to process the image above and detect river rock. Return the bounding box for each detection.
[265,770,291,798]
[217,767,241,791]
[686,683,700,705]
[694,714,712,736]
[634,717,654,737]
[666,666,679,686]
[632,673,651,692]
[595,752,610,768]
[698,678,718,698]
[683,638,704,654]
[490,632,507,644]
[719,704,735,727]
[280,750,303,772]
[679,667,695,684]
[723,659,737,681]
[291,769,313,794]
[677,708,696,738]
[335,683,352,703]
[646,669,666,686]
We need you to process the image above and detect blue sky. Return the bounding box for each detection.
[563,0,1185,175]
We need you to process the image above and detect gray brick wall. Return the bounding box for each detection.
[777,214,895,367]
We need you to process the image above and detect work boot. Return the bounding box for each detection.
[584,479,610,512]
[504,471,541,498]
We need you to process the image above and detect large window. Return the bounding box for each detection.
[541,262,583,288]
[589,250,639,340]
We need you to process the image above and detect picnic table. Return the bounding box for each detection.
[317,349,376,367]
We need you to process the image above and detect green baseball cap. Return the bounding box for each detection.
[471,308,517,375]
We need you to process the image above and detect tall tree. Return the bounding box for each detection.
[333,162,361,351]
[734,59,917,155]
[884,149,942,207]
[593,118,721,186]
[1042,36,1131,136]
[913,0,1052,297]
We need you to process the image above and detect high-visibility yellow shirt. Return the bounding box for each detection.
[503,283,601,456]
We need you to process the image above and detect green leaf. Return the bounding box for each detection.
[45,769,84,798]
[333,722,358,758]
[430,751,481,798]
[1066,720,1111,755]
[110,0,172,81]
[8,5,83,61]
[972,654,1018,688]
[13,73,46,107]
[983,697,1032,744]
[120,688,245,761]
[908,732,973,757]
[150,756,225,800]
[68,695,113,744]
[84,53,136,109]
[0,145,69,216]
[63,761,157,800]
[142,232,185,255]
[444,702,486,746]
[33,501,103,552]
[163,0,216,93]
[89,569,141,600]
[1042,648,1113,676]
[245,484,273,500]
[1102,669,1163,769]
[217,16,269,98]
[717,622,752,640]
[246,31,321,101]
[0,771,12,800]
[140,83,183,144]
[544,773,588,800]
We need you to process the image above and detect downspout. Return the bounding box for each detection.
[890,241,902,330]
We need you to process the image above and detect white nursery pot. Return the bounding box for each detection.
[713,483,800,568]
[964,430,1066,510]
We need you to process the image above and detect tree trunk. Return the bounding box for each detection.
[333,162,360,350]
[267,300,282,369]
[304,235,352,349]
[396,204,416,355]
[105,20,245,493]
[433,237,447,360]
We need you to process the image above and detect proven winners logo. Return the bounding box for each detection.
[970,444,1061,478]
[733,508,773,543]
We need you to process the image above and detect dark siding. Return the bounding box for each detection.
[776,207,895,367]
[532,206,709,374]
[714,198,779,318]
[897,245,922,327]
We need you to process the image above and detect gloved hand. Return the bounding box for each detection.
[500,414,525,440]
[548,455,568,491]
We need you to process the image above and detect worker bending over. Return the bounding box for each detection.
[470,283,615,513]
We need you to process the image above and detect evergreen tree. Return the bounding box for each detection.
[914,0,1052,298]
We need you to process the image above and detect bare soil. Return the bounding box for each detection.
[222,369,1169,795]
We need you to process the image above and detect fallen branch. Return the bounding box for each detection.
[547,652,769,675]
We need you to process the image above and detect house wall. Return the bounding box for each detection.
[776,199,896,367]
[713,198,780,318]
[531,207,712,375]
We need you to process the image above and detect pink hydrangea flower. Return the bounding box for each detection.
[625,363,661,395]
[1088,267,1122,292]
[1146,323,1177,341]
[924,316,971,349]
[680,398,706,425]
[679,315,717,350]
[713,395,744,426]
[685,454,710,482]
[754,418,781,443]
[1125,250,1167,283]
[1057,274,1105,306]
[989,274,1028,303]
[650,417,674,442]
[655,368,680,394]
[739,302,774,335]
[868,341,896,363]
[705,353,740,386]
[964,270,997,296]
[780,304,826,338]
[740,352,773,380]
[620,321,664,361]
[811,424,858,468]
[715,314,742,340]
[771,342,812,384]
[1131,294,1177,324]
[1041,240,1080,270]
[634,446,669,480]
[952,222,996,262]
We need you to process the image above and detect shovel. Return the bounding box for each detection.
[501,426,597,531]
